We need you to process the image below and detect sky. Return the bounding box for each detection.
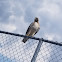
[0,0,62,62]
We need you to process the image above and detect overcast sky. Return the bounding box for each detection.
[0,0,62,62]
[0,0,62,42]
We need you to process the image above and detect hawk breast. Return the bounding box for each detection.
[32,22,40,30]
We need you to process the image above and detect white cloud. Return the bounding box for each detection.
[0,23,16,32]
[5,24,16,32]
[44,33,62,43]
[9,15,15,20]
[9,15,28,34]
[38,1,61,18]
[44,33,54,40]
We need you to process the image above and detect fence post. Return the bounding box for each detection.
[31,38,43,62]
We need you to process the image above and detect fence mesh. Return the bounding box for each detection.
[36,42,62,62]
[0,31,62,62]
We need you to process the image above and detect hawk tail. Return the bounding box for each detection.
[22,38,29,43]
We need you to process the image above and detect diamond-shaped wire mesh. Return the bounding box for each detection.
[0,32,62,62]
[0,33,39,62]
[36,42,62,62]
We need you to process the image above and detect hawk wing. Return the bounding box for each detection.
[22,22,34,43]
[34,27,40,35]
[26,22,34,35]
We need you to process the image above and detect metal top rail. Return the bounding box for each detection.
[0,30,62,46]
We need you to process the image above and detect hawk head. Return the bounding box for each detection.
[34,17,39,22]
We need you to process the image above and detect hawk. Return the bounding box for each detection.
[22,17,40,43]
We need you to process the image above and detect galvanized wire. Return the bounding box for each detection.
[0,30,62,46]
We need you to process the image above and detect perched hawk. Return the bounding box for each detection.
[22,17,40,43]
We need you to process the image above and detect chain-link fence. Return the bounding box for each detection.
[0,30,62,62]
